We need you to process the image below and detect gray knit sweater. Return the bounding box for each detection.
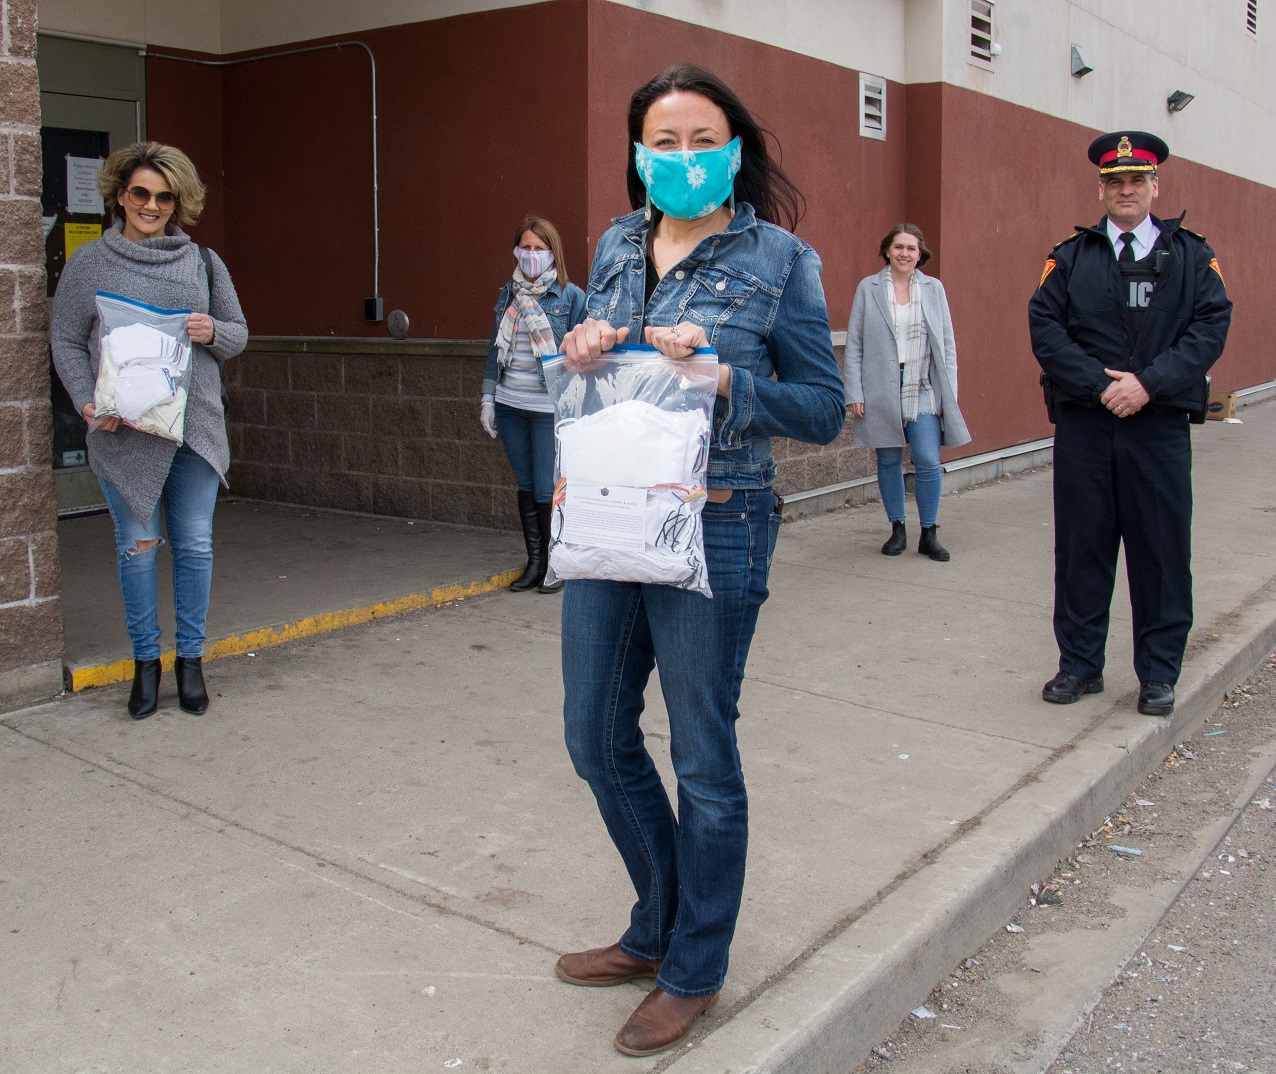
[51,219,249,524]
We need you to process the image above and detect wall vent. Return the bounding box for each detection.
[859,73,886,140]
[970,0,996,65]
[1247,0,1258,36]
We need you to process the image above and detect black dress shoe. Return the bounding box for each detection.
[1042,671,1104,704]
[881,521,906,556]
[174,656,209,715]
[128,658,161,719]
[1138,680,1175,717]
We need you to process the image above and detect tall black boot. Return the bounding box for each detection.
[918,525,951,562]
[174,656,209,715]
[509,491,545,591]
[881,520,907,556]
[128,658,161,719]
[536,500,563,594]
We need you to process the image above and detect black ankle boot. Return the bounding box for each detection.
[174,656,209,714]
[881,520,907,556]
[918,525,950,562]
[535,501,563,593]
[128,658,161,719]
[509,491,546,591]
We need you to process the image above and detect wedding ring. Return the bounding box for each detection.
[670,327,681,339]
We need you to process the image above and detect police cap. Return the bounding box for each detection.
[1087,131,1170,175]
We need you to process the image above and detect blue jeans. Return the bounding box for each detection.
[561,487,782,998]
[495,402,555,503]
[99,444,221,660]
[876,412,943,528]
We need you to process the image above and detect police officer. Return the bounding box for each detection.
[1029,131,1232,717]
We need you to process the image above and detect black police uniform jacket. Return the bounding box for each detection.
[1029,213,1231,413]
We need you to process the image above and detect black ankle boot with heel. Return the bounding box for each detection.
[881,521,907,556]
[128,658,161,719]
[174,656,209,714]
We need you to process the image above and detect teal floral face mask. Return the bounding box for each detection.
[634,136,742,221]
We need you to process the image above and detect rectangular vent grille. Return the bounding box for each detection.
[859,73,886,140]
[970,0,995,62]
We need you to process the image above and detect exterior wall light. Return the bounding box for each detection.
[1166,90,1195,112]
[1070,44,1093,77]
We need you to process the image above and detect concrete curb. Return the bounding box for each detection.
[667,582,1276,1073]
[64,569,520,691]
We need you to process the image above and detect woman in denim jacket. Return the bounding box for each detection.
[553,65,845,1056]
[481,215,585,592]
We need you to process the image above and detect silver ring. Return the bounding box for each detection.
[670,327,681,339]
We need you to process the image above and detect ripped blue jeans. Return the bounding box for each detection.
[98,444,221,660]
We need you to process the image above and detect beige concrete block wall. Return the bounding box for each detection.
[0,0,64,711]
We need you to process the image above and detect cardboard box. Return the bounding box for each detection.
[1206,390,1237,421]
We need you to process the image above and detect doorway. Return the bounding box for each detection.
[38,34,146,516]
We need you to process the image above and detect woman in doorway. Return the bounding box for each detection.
[480,215,586,593]
[552,65,845,1056]
[844,223,970,560]
[51,141,248,719]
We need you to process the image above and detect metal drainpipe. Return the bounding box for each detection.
[141,41,381,304]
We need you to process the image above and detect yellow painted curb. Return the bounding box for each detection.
[67,570,521,692]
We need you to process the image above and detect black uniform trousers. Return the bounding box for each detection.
[1052,402,1193,684]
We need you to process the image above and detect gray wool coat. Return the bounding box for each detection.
[843,267,971,449]
[51,220,249,524]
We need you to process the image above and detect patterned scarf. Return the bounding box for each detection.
[894,272,936,423]
[495,266,558,371]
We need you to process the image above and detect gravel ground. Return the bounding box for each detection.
[856,652,1276,1074]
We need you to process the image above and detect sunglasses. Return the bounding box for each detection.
[123,186,177,210]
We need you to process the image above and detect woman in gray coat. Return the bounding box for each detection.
[844,223,970,560]
[52,142,248,719]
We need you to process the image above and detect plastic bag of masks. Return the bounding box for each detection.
[92,291,194,442]
[543,343,717,597]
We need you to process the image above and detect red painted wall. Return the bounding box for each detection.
[145,49,225,253]
[149,1,591,339]
[931,83,1273,451]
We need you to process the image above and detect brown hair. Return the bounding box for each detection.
[514,215,570,288]
[626,63,804,232]
[98,141,207,231]
[879,223,933,266]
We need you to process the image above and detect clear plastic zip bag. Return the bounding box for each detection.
[542,343,718,597]
[93,291,194,442]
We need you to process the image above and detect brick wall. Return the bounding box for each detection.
[226,338,871,528]
[0,0,64,711]
[226,339,522,529]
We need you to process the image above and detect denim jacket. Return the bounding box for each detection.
[483,277,587,395]
[586,203,844,488]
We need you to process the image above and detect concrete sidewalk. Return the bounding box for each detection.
[3,401,1274,1073]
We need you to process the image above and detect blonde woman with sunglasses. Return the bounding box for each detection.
[52,142,248,720]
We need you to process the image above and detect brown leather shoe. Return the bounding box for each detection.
[554,943,662,987]
[614,987,718,1057]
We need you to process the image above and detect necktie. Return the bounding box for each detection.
[1119,232,1136,262]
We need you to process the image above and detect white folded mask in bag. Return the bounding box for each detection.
[557,400,705,487]
[113,364,176,422]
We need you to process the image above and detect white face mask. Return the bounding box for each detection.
[514,247,554,277]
